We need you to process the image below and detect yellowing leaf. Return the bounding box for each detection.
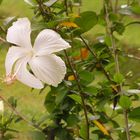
[60,22,78,28]
[69,13,80,18]
[93,120,110,136]
[81,48,89,59]
[74,48,89,60]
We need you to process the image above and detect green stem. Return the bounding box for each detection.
[79,35,112,83]
[64,0,68,16]
[115,0,119,13]
[36,0,47,21]
[124,109,131,140]
[64,50,89,140]
[104,3,131,140]
[0,36,6,43]
[127,0,130,5]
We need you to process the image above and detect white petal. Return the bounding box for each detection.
[5,46,28,75]
[0,100,4,113]
[6,18,32,48]
[44,0,57,7]
[15,57,44,89]
[29,54,66,87]
[33,29,71,55]
[24,0,35,6]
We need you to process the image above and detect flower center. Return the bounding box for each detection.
[27,49,34,58]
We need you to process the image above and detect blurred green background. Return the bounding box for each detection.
[0,0,140,139]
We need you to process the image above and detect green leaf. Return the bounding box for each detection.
[131,5,140,14]
[8,96,17,108]
[55,91,67,105]
[113,73,125,84]
[112,22,125,35]
[28,131,46,140]
[80,122,88,140]
[79,70,94,85]
[119,96,132,109]
[56,128,74,140]
[104,35,112,46]
[109,13,118,22]
[68,94,82,104]
[83,86,98,96]
[74,11,97,33]
[44,92,56,113]
[66,114,79,127]
[129,107,140,122]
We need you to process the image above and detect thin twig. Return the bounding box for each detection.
[114,0,119,13]
[36,0,47,21]
[0,95,42,131]
[126,54,140,61]
[64,0,68,16]
[0,36,6,43]
[127,0,130,6]
[104,3,131,140]
[64,50,89,140]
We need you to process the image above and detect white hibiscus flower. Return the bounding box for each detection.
[5,18,71,89]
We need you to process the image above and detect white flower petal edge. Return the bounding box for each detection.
[44,0,58,7]
[5,46,28,75]
[29,54,66,87]
[34,29,71,55]
[24,0,35,6]
[15,57,44,89]
[0,100,4,113]
[5,18,71,89]
[6,18,32,48]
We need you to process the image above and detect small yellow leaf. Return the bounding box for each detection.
[68,75,75,81]
[93,120,110,136]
